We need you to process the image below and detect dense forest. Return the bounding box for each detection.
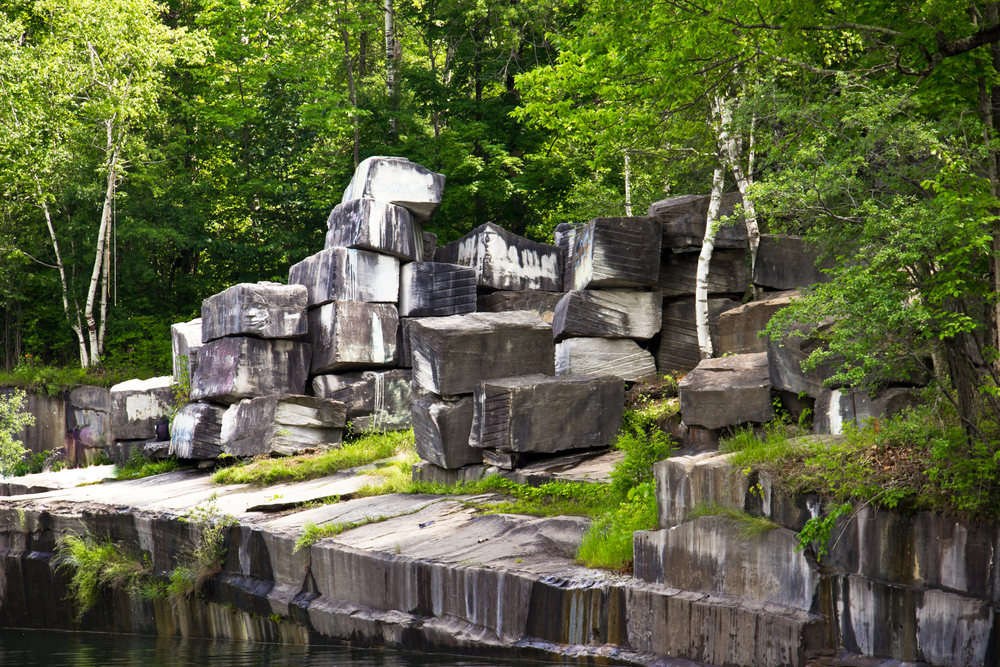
[4,0,1000,436]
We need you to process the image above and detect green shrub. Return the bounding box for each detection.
[686,502,781,538]
[577,481,658,570]
[53,534,151,620]
[0,389,33,475]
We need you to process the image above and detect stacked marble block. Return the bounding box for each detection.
[108,376,176,464]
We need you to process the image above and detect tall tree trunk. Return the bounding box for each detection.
[84,126,118,366]
[384,0,398,137]
[339,4,360,168]
[696,165,725,359]
[985,3,1000,365]
[624,151,633,216]
[98,199,112,355]
[717,100,760,277]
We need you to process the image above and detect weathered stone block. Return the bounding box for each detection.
[435,223,561,292]
[477,290,565,324]
[288,247,400,307]
[68,385,111,412]
[553,223,577,291]
[110,376,175,441]
[409,312,554,396]
[312,369,412,431]
[766,319,840,398]
[648,192,746,248]
[753,234,835,290]
[554,338,657,382]
[398,262,477,317]
[814,387,922,435]
[470,374,624,454]
[654,298,741,373]
[717,291,799,355]
[397,318,413,368]
[307,302,398,374]
[679,353,774,429]
[422,231,437,262]
[411,460,490,484]
[569,217,661,290]
[341,156,446,221]
[325,198,423,262]
[655,248,748,297]
[221,395,346,457]
[190,337,312,404]
[412,394,480,469]
[171,318,203,383]
[201,282,308,343]
[170,402,226,459]
[552,290,662,341]
[69,409,111,449]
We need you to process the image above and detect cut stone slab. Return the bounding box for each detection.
[190,337,312,404]
[553,223,577,291]
[435,222,561,292]
[569,217,661,290]
[678,352,774,430]
[753,234,835,290]
[717,291,799,355]
[421,231,437,262]
[411,461,491,485]
[470,374,625,454]
[288,247,400,307]
[68,385,111,412]
[325,198,423,262]
[0,465,116,497]
[397,318,413,368]
[482,449,526,470]
[648,192,747,248]
[552,290,662,341]
[655,248,747,297]
[308,301,398,374]
[398,262,477,317]
[110,376,175,441]
[246,474,378,512]
[221,395,346,457]
[654,297,740,373]
[171,318,203,383]
[201,282,308,343]
[766,319,841,398]
[312,369,413,431]
[340,156,446,221]
[554,338,657,382]
[409,312,555,396]
[412,394,480,469]
[170,402,226,459]
[814,387,922,435]
[476,290,564,325]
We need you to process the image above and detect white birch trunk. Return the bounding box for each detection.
[38,187,88,367]
[696,165,725,360]
[384,0,398,135]
[718,102,760,275]
[84,125,117,365]
[624,151,633,216]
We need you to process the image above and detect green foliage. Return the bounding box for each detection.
[9,448,61,477]
[720,420,796,474]
[796,503,853,562]
[686,502,781,538]
[170,495,237,597]
[608,404,676,499]
[53,534,151,620]
[113,452,180,481]
[0,389,33,476]
[293,517,385,553]
[576,481,658,571]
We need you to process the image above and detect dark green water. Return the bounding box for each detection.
[0,629,550,667]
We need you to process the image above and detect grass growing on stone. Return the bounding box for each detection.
[211,429,416,486]
[686,502,781,537]
[293,516,387,552]
[53,534,151,620]
[114,456,180,481]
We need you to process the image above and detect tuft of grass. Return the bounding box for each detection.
[686,502,781,538]
[410,475,609,518]
[351,450,421,498]
[577,481,657,572]
[294,516,386,552]
[114,456,180,481]
[53,534,151,620]
[719,419,799,472]
[212,429,416,486]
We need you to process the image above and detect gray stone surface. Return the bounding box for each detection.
[411,461,491,485]
[312,369,412,431]
[110,376,175,441]
[340,156,446,221]
[435,223,561,292]
[655,248,747,297]
[648,192,747,248]
[412,394,480,469]
[717,291,799,355]
[221,395,346,457]
[307,302,398,374]
[553,223,577,291]
[552,289,662,341]
[171,318,203,384]
[0,465,115,497]
[170,402,226,459]
[753,234,835,290]
[568,217,661,290]
[482,449,525,470]
[766,319,840,398]
[409,312,555,396]
[476,290,564,324]
[66,385,112,453]
[201,282,308,343]
[0,389,65,458]
[654,297,740,373]
[398,262,477,317]
[554,337,657,382]
[325,198,423,262]
[397,318,413,368]
[421,231,437,262]
[190,337,312,404]
[678,352,774,430]
[813,386,922,435]
[288,247,400,307]
[470,374,624,454]
[68,385,111,412]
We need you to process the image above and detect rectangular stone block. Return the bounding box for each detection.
[482,449,526,470]
[552,290,662,341]
[654,298,740,373]
[553,223,577,291]
[569,217,662,289]
[201,282,308,343]
[678,353,773,429]
[412,394,480,469]
[470,374,625,454]
[398,318,413,368]
[555,338,657,382]
[325,198,423,262]
[312,369,413,431]
[171,318,202,383]
[170,402,226,459]
[766,319,840,398]
[307,302,399,374]
[648,192,746,248]
[655,248,748,297]
[398,262,477,317]
[110,376,174,441]
[813,387,921,436]
[288,247,400,307]
[435,222,561,292]
[190,337,312,404]
[753,234,835,290]
[221,395,346,457]
[716,291,798,355]
[409,312,555,396]
[476,290,565,325]
[422,231,437,262]
[341,156,446,221]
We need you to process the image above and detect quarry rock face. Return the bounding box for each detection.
[169,402,226,459]
[656,248,748,297]
[568,216,662,290]
[552,289,662,341]
[110,376,175,441]
[753,234,835,290]
[170,318,203,383]
[813,386,923,435]
[221,395,346,457]
[648,192,747,248]
[340,156,446,221]
[397,262,477,317]
[716,291,799,355]
[476,290,565,324]
[411,394,479,469]
[554,337,657,382]
[325,198,423,262]
[307,301,398,374]
[655,298,741,373]
[190,337,312,404]
[553,223,577,291]
[289,247,400,306]
[435,222,562,292]
[421,231,438,262]
[312,369,412,431]
[766,319,841,398]
[201,282,308,343]
[678,352,774,429]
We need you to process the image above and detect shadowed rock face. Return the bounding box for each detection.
[220,395,346,457]
[648,192,747,249]
[552,290,662,342]
[655,248,747,297]
[477,290,565,324]
[654,297,741,373]
[411,393,479,469]
[307,302,398,374]
[110,376,175,441]
[716,291,799,355]
[397,262,477,317]
[325,198,423,262]
[190,337,312,404]
[312,369,412,431]
[340,156,446,221]
[170,402,226,459]
[678,352,774,430]
[568,217,662,290]
[753,234,835,290]
[201,282,308,343]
